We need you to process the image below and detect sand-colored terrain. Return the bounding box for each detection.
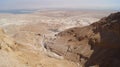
[0,10,115,67]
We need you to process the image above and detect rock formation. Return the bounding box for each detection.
[0,27,78,67]
[45,12,120,67]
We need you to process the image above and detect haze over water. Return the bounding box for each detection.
[0,0,120,10]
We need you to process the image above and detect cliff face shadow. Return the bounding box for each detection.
[85,46,120,67]
[85,24,120,67]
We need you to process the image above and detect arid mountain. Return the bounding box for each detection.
[0,10,118,67]
[0,27,78,67]
[45,12,120,67]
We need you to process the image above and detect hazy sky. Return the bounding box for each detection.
[0,0,120,10]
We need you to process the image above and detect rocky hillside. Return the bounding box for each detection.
[0,28,78,67]
[45,12,120,67]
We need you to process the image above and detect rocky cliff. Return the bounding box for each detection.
[45,12,120,67]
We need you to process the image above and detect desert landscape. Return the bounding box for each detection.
[0,9,119,67]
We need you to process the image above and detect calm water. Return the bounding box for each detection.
[0,9,37,14]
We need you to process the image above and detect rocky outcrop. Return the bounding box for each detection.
[45,12,120,67]
[0,28,17,51]
[0,27,79,67]
[0,28,27,67]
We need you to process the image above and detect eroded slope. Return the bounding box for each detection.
[45,12,120,67]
